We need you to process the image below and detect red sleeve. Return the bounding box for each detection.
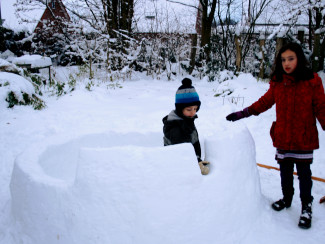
[312,74,325,130]
[248,82,276,116]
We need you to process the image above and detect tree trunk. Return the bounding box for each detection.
[120,0,133,33]
[199,0,217,61]
[319,37,325,71]
[308,8,312,50]
[127,0,134,34]
[111,0,119,38]
[235,35,241,73]
[312,33,320,72]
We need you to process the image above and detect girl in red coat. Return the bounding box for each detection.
[226,42,325,229]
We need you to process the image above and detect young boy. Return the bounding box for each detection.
[162,78,210,175]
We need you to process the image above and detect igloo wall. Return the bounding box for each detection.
[10,128,263,244]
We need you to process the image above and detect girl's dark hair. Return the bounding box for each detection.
[270,42,314,81]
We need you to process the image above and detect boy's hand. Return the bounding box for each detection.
[199,161,210,175]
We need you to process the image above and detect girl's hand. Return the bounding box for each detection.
[226,107,250,122]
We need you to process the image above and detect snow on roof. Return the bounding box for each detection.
[12,55,52,68]
[0,58,12,67]
[2,0,45,32]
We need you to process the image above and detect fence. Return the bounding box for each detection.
[235,30,325,78]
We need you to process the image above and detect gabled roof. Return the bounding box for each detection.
[2,0,44,32]
[34,0,70,33]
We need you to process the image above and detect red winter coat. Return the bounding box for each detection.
[248,73,325,151]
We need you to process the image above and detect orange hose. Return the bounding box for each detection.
[320,196,325,204]
[257,163,325,204]
[257,163,325,183]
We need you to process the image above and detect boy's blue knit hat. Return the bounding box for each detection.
[175,78,201,113]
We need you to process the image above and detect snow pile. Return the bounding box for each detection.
[0,51,16,63]
[0,72,35,104]
[10,126,263,244]
[0,70,46,109]
[0,59,21,73]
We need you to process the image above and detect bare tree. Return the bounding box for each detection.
[238,0,273,72]
[307,0,325,71]
[60,1,135,69]
[213,0,242,71]
[271,0,325,71]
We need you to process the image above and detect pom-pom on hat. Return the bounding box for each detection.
[175,78,201,114]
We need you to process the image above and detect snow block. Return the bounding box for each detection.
[10,127,263,244]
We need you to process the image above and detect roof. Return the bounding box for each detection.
[34,0,71,33]
[2,0,45,32]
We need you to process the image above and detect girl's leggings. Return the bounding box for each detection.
[278,160,313,204]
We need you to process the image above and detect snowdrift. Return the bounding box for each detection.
[10,127,263,244]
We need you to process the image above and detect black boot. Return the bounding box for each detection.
[298,201,312,229]
[271,197,292,211]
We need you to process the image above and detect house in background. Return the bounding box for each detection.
[34,0,70,35]
[32,0,71,64]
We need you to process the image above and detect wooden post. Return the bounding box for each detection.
[235,35,241,73]
[89,56,93,79]
[49,66,51,85]
[258,35,265,79]
[312,33,320,72]
[275,34,284,57]
[189,33,197,75]
[297,29,305,44]
[319,36,325,71]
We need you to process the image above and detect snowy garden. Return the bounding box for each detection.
[1,0,325,243]
[1,59,325,243]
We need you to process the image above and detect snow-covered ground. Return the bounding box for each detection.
[0,69,325,243]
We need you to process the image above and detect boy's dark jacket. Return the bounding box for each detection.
[162,110,201,162]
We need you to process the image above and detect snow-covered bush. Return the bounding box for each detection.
[0,72,45,110]
[0,58,46,109]
[0,26,32,57]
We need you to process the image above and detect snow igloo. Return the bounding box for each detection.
[10,127,264,244]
